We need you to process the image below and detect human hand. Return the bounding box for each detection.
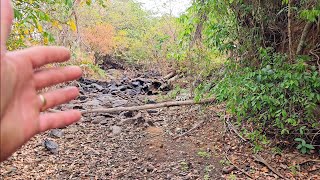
[0,0,82,161]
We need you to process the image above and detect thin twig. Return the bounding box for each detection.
[308,167,320,173]
[173,120,205,140]
[310,49,320,74]
[225,115,247,142]
[253,154,286,179]
[225,155,254,179]
[299,159,320,166]
[311,129,320,145]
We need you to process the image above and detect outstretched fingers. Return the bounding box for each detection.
[34,66,82,90]
[39,110,81,132]
[8,46,71,68]
[39,87,80,111]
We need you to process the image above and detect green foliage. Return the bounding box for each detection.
[219,159,231,166]
[212,51,320,147]
[271,146,283,154]
[203,165,213,180]
[295,138,315,154]
[299,4,320,22]
[180,161,189,171]
[289,164,300,176]
[10,0,73,49]
[197,150,211,158]
[177,0,320,153]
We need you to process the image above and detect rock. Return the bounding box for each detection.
[49,129,64,138]
[109,85,118,92]
[44,139,59,154]
[110,126,122,135]
[91,83,104,91]
[125,89,138,96]
[131,82,140,87]
[112,100,128,107]
[175,128,183,134]
[146,164,155,172]
[97,95,114,107]
[78,95,88,101]
[119,111,134,118]
[147,109,158,114]
[92,116,105,124]
[85,100,101,107]
[72,105,83,110]
[92,119,102,124]
[146,120,155,127]
[222,165,235,174]
[146,99,157,104]
[118,85,128,91]
[111,90,119,95]
[100,120,109,125]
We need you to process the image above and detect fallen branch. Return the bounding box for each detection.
[299,159,320,166]
[82,98,215,114]
[167,75,180,84]
[49,98,216,115]
[163,71,176,80]
[253,154,285,179]
[173,120,205,140]
[225,155,254,179]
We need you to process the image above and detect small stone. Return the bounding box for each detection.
[120,111,134,118]
[146,99,157,104]
[112,100,128,107]
[118,85,127,91]
[222,165,235,174]
[72,105,83,110]
[92,119,102,124]
[100,120,109,125]
[147,164,155,172]
[91,83,104,91]
[44,139,59,154]
[146,121,155,126]
[131,81,141,87]
[125,89,138,96]
[49,129,64,138]
[78,95,88,101]
[147,109,158,114]
[175,128,183,134]
[110,126,122,135]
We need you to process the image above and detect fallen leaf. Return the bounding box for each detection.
[261,166,269,173]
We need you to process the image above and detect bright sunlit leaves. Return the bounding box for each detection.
[68,20,77,32]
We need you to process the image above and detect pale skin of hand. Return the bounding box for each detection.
[0,0,82,161]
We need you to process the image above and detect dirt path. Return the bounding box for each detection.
[0,69,226,179]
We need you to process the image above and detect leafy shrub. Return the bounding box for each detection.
[212,52,320,147]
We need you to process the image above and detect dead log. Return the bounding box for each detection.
[163,71,176,80]
[167,75,180,84]
[81,98,216,114]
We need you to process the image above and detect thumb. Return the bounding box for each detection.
[1,0,13,57]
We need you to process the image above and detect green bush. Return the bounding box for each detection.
[212,52,320,146]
